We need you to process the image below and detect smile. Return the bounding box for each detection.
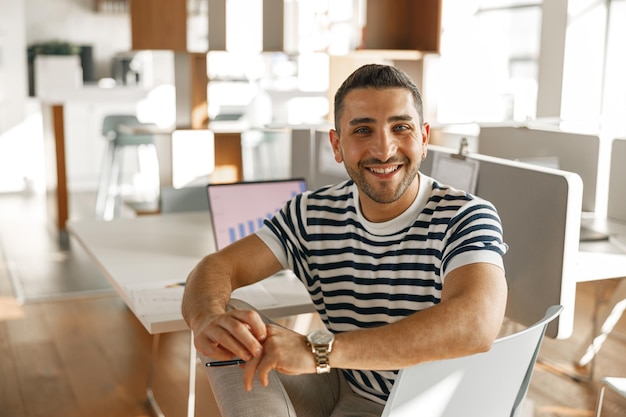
[369,165,400,174]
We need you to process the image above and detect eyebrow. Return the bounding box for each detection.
[348,115,415,126]
[349,117,375,126]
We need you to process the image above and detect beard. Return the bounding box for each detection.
[344,157,419,204]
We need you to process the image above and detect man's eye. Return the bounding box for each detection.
[354,127,371,134]
[393,125,410,131]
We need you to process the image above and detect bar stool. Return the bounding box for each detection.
[95,115,160,220]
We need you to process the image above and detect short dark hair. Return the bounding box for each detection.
[333,64,424,133]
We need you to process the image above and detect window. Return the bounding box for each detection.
[435,1,542,123]
[602,0,626,127]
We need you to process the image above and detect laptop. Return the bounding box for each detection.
[206,178,307,251]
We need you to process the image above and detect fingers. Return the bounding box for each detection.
[242,351,275,391]
[243,355,261,391]
[243,325,311,391]
[195,309,267,361]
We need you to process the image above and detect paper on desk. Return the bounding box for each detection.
[126,282,184,316]
[127,281,279,316]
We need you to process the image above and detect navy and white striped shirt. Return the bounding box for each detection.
[256,173,508,404]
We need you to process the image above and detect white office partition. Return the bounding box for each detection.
[422,145,583,339]
[478,125,599,213]
[291,126,348,190]
[607,138,626,223]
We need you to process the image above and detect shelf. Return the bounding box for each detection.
[95,0,129,13]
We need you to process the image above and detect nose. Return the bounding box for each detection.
[373,130,398,161]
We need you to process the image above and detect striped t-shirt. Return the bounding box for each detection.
[255,173,508,404]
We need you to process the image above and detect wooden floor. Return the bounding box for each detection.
[0,191,625,417]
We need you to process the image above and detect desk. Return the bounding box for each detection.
[575,217,626,282]
[573,217,626,371]
[67,211,314,417]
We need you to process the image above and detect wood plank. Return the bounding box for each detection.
[364,0,441,52]
[0,321,26,417]
[190,53,209,129]
[130,0,187,51]
[213,132,243,183]
[6,304,80,417]
[41,103,68,232]
[40,299,146,417]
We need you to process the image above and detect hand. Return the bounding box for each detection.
[192,308,267,362]
[242,324,317,391]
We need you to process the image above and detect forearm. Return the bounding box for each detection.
[182,234,281,329]
[332,299,499,370]
[331,264,507,371]
[182,253,233,331]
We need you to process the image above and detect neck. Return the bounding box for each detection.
[360,174,420,223]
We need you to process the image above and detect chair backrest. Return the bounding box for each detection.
[160,185,209,214]
[381,305,563,417]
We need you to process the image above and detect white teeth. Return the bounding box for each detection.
[370,166,398,174]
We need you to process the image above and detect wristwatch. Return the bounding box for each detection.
[306,329,335,374]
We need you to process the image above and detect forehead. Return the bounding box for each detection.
[339,88,418,122]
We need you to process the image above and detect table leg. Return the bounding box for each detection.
[187,331,197,417]
[42,104,69,232]
[145,332,198,417]
[147,333,165,417]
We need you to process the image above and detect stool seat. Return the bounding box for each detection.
[96,115,160,220]
[114,132,155,146]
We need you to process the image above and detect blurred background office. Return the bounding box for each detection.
[1,0,625,196]
[1,2,626,416]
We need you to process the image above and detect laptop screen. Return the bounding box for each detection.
[207,179,307,251]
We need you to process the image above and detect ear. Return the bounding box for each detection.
[421,122,431,159]
[329,129,343,163]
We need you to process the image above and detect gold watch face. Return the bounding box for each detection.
[308,329,334,345]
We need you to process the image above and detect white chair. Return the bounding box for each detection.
[381,305,563,417]
[95,114,160,220]
[595,377,626,417]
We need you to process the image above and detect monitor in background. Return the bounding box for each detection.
[477,125,600,213]
[206,179,307,251]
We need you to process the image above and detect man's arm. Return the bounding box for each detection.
[249,262,507,389]
[330,262,507,369]
[181,233,285,362]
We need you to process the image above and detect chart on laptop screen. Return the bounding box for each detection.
[207,179,307,250]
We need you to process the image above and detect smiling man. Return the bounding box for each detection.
[182,64,509,417]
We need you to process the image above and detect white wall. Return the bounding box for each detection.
[0,0,32,192]
[24,0,132,80]
[0,0,134,192]
[0,0,28,133]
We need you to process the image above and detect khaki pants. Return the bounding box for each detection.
[200,299,385,417]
